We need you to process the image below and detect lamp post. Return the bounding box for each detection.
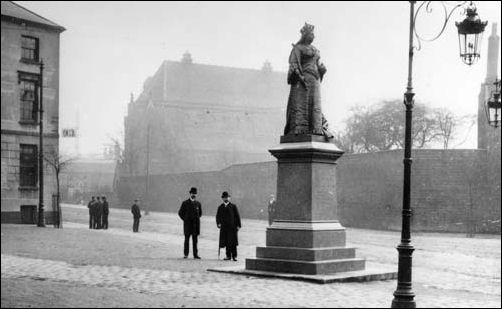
[391,2,487,308]
[485,78,501,128]
[37,59,45,227]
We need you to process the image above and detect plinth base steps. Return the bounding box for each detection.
[207,264,398,284]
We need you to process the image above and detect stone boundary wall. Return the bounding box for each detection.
[337,149,497,233]
[116,149,500,234]
[116,161,277,220]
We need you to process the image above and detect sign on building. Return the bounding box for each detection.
[62,128,77,137]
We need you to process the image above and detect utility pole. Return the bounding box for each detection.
[144,120,150,215]
[144,96,153,215]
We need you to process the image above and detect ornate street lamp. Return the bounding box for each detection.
[456,4,488,66]
[485,79,501,128]
[392,2,487,308]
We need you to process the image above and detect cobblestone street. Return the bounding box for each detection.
[1,204,500,308]
[2,1,502,308]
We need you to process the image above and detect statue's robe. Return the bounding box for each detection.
[284,43,331,138]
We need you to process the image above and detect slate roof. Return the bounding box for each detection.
[1,1,65,32]
[137,60,288,109]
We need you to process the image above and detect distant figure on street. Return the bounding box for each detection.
[268,194,276,226]
[95,196,103,229]
[91,197,99,229]
[178,187,202,259]
[102,196,109,229]
[87,196,96,229]
[216,191,241,261]
[131,199,141,232]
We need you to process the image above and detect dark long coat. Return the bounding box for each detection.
[102,201,109,216]
[131,203,141,219]
[87,200,95,214]
[96,201,103,217]
[89,200,98,216]
[216,203,241,248]
[178,199,202,236]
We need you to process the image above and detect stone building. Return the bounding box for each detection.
[121,53,288,176]
[59,158,116,205]
[1,1,65,223]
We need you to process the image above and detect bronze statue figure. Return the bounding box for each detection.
[284,23,333,140]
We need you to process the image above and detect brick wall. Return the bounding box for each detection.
[116,149,500,234]
[116,161,277,220]
[337,149,497,233]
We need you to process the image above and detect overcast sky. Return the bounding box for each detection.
[17,1,502,156]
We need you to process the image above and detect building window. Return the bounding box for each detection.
[21,36,39,62]
[18,72,39,122]
[20,144,38,187]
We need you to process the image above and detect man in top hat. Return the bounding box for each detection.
[178,187,202,259]
[216,191,241,261]
[131,198,141,232]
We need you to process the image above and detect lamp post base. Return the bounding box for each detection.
[391,295,416,308]
[37,208,46,227]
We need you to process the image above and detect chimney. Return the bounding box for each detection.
[262,60,272,72]
[486,23,500,83]
[181,51,193,64]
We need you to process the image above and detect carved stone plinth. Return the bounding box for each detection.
[245,136,366,275]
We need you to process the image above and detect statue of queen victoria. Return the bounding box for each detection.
[284,23,334,141]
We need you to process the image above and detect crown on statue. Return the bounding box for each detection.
[300,22,315,35]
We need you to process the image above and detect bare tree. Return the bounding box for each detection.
[336,100,443,153]
[431,108,471,149]
[44,148,75,228]
[107,134,125,163]
[333,129,356,153]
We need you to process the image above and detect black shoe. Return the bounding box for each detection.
[184,256,188,259]
[194,256,201,259]
[223,257,231,261]
[232,258,238,261]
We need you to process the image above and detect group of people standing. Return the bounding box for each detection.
[128,187,242,261]
[87,196,109,229]
[178,187,241,261]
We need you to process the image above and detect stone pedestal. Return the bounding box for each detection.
[245,135,366,275]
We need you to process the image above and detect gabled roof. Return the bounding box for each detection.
[137,60,288,110]
[1,1,65,32]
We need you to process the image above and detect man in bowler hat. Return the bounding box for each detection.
[216,191,241,261]
[178,187,202,259]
